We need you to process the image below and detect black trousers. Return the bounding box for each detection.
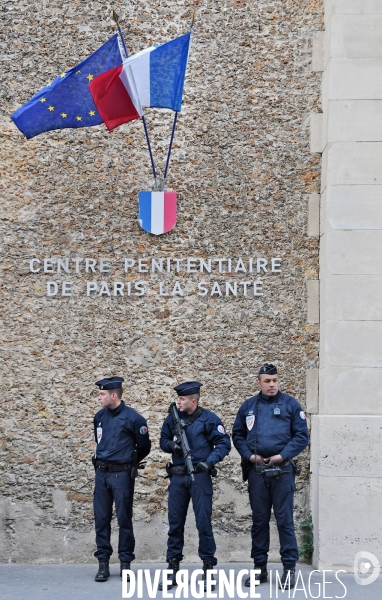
[166,471,217,565]
[93,469,135,562]
[248,467,299,568]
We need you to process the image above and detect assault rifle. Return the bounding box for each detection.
[170,402,195,481]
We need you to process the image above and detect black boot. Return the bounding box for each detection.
[278,567,296,589]
[95,560,110,582]
[158,559,180,590]
[203,561,217,591]
[245,563,268,587]
[120,562,130,580]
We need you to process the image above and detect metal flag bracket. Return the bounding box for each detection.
[112,5,196,234]
[136,111,179,234]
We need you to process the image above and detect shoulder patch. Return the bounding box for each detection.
[97,427,102,443]
[217,424,225,434]
[299,411,306,420]
[140,425,148,435]
[246,415,255,431]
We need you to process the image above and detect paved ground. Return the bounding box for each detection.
[0,562,381,600]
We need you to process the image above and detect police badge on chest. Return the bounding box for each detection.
[246,414,255,431]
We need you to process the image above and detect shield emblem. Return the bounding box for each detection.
[138,191,177,235]
[97,427,102,444]
[246,415,255,431]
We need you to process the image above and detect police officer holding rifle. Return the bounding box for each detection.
[159,381,231,590]
[232,364,309,590]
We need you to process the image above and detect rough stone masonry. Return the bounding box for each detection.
[0,0,322,563]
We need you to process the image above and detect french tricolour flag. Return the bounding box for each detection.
[139,191,177,235]
[89,33,191,130]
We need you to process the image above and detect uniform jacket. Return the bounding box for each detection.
[160,407,231,466]
[232,392,309,461]
[94,401,151,464]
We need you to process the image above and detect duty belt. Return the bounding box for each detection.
[171,466,187,476]
[96,460,132,472]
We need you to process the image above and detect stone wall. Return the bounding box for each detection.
[0,0,322,563]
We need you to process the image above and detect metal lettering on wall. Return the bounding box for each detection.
[28,256,283,298]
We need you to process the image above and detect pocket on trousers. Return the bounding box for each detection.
[204,487,213,496]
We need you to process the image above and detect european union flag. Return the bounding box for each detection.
[11,35,123,139]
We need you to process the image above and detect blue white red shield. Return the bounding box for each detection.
[97,427,102,443]
[246,415,255,431]
[138,191,177,235]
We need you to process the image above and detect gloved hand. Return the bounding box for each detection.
[169,441,183,456]
[196,461,212,473]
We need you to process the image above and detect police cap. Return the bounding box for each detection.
[174,381,203,396]
[95,376,124,390]
[258,363,278,377]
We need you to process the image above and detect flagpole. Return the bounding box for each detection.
[161,7,196,191]
[112,9,158,190]
[142,115,158,190]
[162,112,178,191]
[191,6,196,27]
[112,10,129,58]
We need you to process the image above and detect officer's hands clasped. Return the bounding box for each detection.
[264,454,284,467]
[249,453,284,466]
[249,454,266,464]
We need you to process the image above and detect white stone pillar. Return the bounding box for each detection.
[313,0,382,569]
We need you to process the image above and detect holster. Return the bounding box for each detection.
[210,466,218,477]
[165,461,173,479]
[91,454,97,471]
[291,458,301,475]
[241,458,250,482]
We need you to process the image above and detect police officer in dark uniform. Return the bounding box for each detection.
[159,382,231,590]
[92,376,151,582]
[232,364,309,589]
